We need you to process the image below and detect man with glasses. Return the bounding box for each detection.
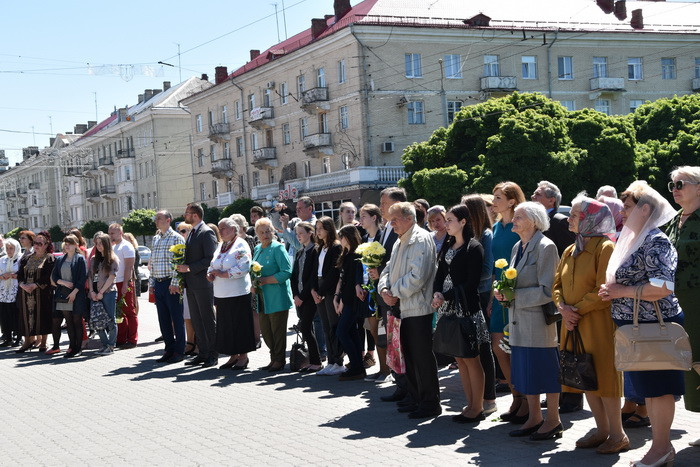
[150,211,186,363]
[273,196,316,257]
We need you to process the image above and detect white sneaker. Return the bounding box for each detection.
[96,346,114,356]
[316,364,334,375]
[375,372,393,384]
[328,364,347,375]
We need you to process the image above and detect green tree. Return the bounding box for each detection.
[402,165,469,207]
[48,225,64,243]
[221,198,260,223]
[81,220,109,240]
[122,209,157,243]
[201,203,221,225]
[5,227,25,240]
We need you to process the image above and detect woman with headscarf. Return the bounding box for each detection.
[599,182,684,467]
[598,195,625,235]
[553,194,627,454]
[0,239,21,347]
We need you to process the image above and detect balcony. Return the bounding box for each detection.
[117,179,136,195]
[217,191,236,207]
[18,208,29,216]
[116,147,135,159]
[66,167,83,177]
[83,163,99,177]
[98,157,115,172]
[5,191,16,199]
[86,189,101,202]
[100,185,117,198]
[693,78,700,92]
[589,77,625,92]
[250,166,406,200]
[252,147,278,169]
[0,158,8,166]
[480,76,517,92]
[208,122,231,143]
[28,206,41,216]
[8,210,19,220]
[303,133,332,156]
[28,182,40,191]
[16,187,28,199]
[249,107,275,129]
[301,87,329,112]
[211,158,234,179]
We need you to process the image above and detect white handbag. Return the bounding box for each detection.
[614,286,692,372]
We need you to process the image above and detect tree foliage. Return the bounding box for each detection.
[221,198,260,223]
[81,220,109,240]
[201,203,222,225]
[48,225,64,243]
[400,165,468,207]
[5,227,25,240]
[122,209,157,239]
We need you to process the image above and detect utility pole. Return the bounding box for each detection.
[93,92,99,122]
[272,4,281,42]
[177,43,182,83]
[281,0,288,39]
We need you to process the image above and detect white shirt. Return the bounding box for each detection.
[0,256,19,303]
[208,237,252,298]
[112,238,136,283]
[317,247,328,276]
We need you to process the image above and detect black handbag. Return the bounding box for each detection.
[542,300,562,325]
[289,325,309,372]
[432,287,478,358]
[559,327,598,391]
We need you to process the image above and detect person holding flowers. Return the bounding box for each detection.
[208,218,255,371]
[150,210,186,363]
[494,201,562,441]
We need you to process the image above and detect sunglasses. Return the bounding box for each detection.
[33,241,45,246]
[668,180,700,192]
[178,229,188,234]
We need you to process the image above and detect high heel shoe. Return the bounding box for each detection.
[509,421,543,437]
[232,359,249,370]
[219,359,238,370]
[15,343,34,353]
[631,448,675,467]
[529,423,563,441]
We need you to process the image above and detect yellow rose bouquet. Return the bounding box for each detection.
[356,241,386,318]
[169,243,186,301]
[493,258,517,308]
[250,261,263,288]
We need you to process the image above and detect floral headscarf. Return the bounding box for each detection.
[573,198,617,257]
[599,195,624,232]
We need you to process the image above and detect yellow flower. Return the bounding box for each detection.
[505,268,518,280]
[356,243,369,255]
[495,258,508,269]
[251,262,262,273]
[169,244,186,254]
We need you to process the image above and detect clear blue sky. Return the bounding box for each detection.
[0,0,340,164]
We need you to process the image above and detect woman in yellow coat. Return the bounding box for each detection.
[553,195,628,455]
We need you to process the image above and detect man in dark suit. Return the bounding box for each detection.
[178,203,219,368]
[532,181,582,413]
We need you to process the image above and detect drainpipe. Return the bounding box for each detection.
[150,114,160,211]
[439,58,448,127]
[546,30,559,99]
[351,26,372,167]
[230,80,250,197]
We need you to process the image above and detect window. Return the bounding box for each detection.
[238,175,245,194]
[223,142,230,159]
[322,157,331,174]
[444,54,462,79]
[300,117,309,138]
[447,101,463,123]
[561,100,576,112]
[222,105,228,123]
[200,183,206,200]
[282,123,291,145]
[268,168,275,184]
[339,106,349,129]
[338,60,346,83]
[558,56,573,80]
[317,67,326,87]
[628,58,643,80]
[483,55,500,77]
[212,181,218,197]
[197,148,204,167]
[661,58,676,80]
[342,153,351,170]
[696,58,700,78]
[593,57,608,78]
[263,89,271,107]
[304,160,312,177]
[124,166,131,181]
[297,74,306,97]
[252,171,260,187]
[319,113,329,133]
[521,56,537,79]
[147,193,151,208]
[280,82,288,104]
[208,110,214,126]
[210,144,216,162]
[629,99,644,113]
[405,53,422,78]
[407,101,425,124]
[251,133,258,151]
[235,100,242,120]
[594,99,611,115]
[236,137,244,157]
[248,94,255,111]
[264,129,273,147]
[196,114,203,132]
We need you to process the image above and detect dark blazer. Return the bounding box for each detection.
[51,253,88,316]
[377,226,398,274]
[183,222,218,290]
[312,242,342,297]
[433,238,484,316]
[339,252,363,305]
[544,210,576,257]
[291,245,318,302]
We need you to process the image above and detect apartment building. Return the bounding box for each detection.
[184,0,699,215]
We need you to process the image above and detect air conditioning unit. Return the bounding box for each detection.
[266,81,276,89]
[382,142,395,153]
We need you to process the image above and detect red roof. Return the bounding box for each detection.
[78,113,117,141]
[230,0,378,79]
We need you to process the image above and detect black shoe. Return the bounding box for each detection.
[559,403,583,414]
[0,338,11,347]
[220,359,238,370]
[11,337,22,347]
[167,354,184,364]
[202,357,218,368]
[156,352,174,363]
[509,421,544,437]
[508,413,530,425]
[495,382,510,393]
[380,391,408,402]
[397,404,418,413]
[397,397,416,408]
[232,359,249,371]
[453,412,485,424]
[119,342,137,350]
[530,423,563,441]
[155,336,164,342]
[63,349,81,359]
[185,356,206,366]
[408,406,442,419]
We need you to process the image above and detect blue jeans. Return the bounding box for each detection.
[337,302,362,372]
[97,290,118,347]
[313,312,327,355]
[154,280,185,355]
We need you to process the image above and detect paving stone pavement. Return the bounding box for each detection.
[1,296,698,466]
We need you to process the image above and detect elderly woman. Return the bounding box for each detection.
[553,195,626,453]
[495,202,561,440]
[16,231,56,353]
[252,217,294,372]
[230,214,261,349]
[600,182,683,467]
[665,166,700,433]
[427,205,448,254]
[0,239,21,347]
[208,217,255,371]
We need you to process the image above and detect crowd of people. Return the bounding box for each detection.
[0,166,698,467]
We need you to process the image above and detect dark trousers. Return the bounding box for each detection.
[357,315,375,352]
[401,314,440,410]
[297,300,321,365]
[478,292,497,401]
[62,311,84,351]
[313,312,326,355]
[317,294,343,365]
[186,285,217,360]
[337,302,363,372]
[0,301,18,338]
[259,310,289,363]
[154,280,185,355]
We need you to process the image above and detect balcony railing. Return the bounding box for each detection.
[5,191,16,198]
[86,189,100,201]
[252,147,277,169]
[692,78,700,92]
[211,158,234,179]
[208,122,231,143]
[480,76,517,92]
[66,167,83,176]
[589,77,625,92]
[100,185,116,195]
[301,87,329,105]
[250,166,406,200]
[217,191,236,207]
[98,157,114,167]
[249,107,275,129]
[116,147,135,159]
[18,208,29,215]
[303,133,332,156]
[16,187,27,195]
[28,182,40,190]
